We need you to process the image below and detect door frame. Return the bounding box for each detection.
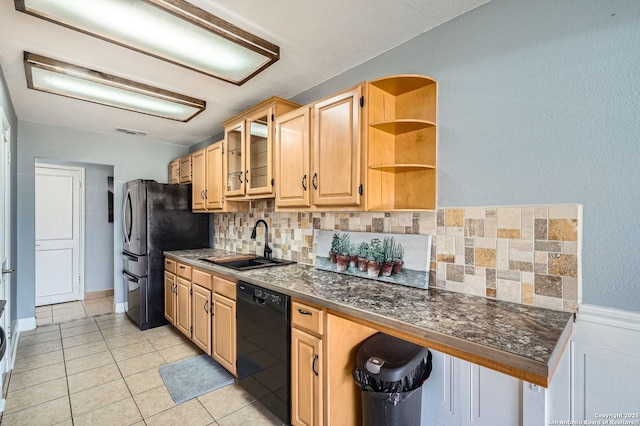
[34,162,86,304]
[0,106,12,400]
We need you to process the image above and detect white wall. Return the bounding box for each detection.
[16,120,189,319]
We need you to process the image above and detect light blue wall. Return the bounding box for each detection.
[17,121,189,319]
[0,65,18,330]
[292,0,640,312]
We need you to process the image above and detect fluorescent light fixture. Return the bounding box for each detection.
[24,52,206,122]
[15,0,280,85]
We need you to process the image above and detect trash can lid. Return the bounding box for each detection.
[356,332,429,382]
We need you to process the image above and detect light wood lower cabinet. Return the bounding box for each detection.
[175,276,191,337]
[212,292,236,375]
[164,271,176,325]
[291,300,325,426]
[191,283,212,354]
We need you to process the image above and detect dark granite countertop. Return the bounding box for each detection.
[165,248,574,387]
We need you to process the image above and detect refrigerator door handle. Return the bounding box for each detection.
[122,188,132,244]
[123,252,138,262]
[123,270,139,282]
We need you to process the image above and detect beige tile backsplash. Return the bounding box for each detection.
[213,201,581,312]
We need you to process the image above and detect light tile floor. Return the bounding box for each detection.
[35,297,115,326]
[1,298,283,426]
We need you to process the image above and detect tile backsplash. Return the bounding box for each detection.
[213,201,581,312]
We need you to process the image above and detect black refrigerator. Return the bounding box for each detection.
[122,179,209,330]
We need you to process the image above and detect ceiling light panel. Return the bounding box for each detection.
[15,0,280,85]
[24,52,205,121]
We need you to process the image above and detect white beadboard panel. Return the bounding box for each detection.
[422,350,457,425]
[572,304,640,420]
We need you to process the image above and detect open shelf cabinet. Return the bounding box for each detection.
[366,75,437,210]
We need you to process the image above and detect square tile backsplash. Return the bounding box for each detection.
[213,201,581,312]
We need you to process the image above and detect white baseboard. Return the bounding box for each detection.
[16,317,36,333]
[114,302,126,314]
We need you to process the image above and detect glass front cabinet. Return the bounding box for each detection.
[223,97,300,200]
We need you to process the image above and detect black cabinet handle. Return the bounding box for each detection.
[297,308,312,316]
[312,354,319,376]
[204,301,209,313]
[239,171,243,183]
[312,173,318,189]
[245,170,249,183]
[301,174,307,190]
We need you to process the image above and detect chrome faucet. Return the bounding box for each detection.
[251,219,272,259]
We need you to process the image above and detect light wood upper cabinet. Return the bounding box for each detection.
[275,85,365,210]
[192,141,230,212]
[191,148,206,211]
[275,107,311,208]
[179,155,192,183]
[313,85,363,207]
[222,97,300,200]
[168,159,180,184]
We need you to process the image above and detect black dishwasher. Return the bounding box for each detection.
[237,281,291,424]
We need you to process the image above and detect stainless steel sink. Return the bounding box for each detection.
[199,255,295,271]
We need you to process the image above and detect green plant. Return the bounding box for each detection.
[382,236,395,262]
[357,241,369,258]
[367,238,384,262]
[393,243,405,261]
[330,232,340,254]
[337,233,351,256]
[349,243,358,257]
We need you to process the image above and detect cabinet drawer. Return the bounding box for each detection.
[213,276,236,300]
[164,258,176,274]
[292,300,324,336]
[192,268,213,291]
[176,263,192,280]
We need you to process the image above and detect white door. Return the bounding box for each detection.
[35,165,84,306]
[0,107,13,395]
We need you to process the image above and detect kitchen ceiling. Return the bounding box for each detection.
[0,0,489,146]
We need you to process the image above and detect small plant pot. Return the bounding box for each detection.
[392,260,404,274]
[367,260,381,278]
[381,261,394,277]
[349,255,358,267]
[336,255,350,272]
[357,256,368,272]
[329,252,337,263]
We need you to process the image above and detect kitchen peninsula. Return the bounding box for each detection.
[165,247,573,424]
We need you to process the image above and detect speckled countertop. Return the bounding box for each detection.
[165,248,574,387]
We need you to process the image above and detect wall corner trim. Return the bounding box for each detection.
[576,304,640,332]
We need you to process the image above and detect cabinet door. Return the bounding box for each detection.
[168,160,179,184]
[179,155,192,183]
[191,149,206,210]
[312,85,362,206]
[246,109,274,196]
[204,142,223,210]
[212,293,237,375]
[175,276,192,337]
[275,108,310,208]
[224,121,245,197]
[291,328,323,426]
[191,284,212,354]
[164,271,176,325]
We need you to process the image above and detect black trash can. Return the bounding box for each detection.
[353,332,432,426]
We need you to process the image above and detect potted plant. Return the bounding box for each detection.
[329,232,340,263]
[335,233,351,272]
[349,243,358,267]
[367,238,384,278]
[393,243,405,274]
[381,236,395,276]
[357,241,369,272]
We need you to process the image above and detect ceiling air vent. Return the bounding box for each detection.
[115,128,148,136]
